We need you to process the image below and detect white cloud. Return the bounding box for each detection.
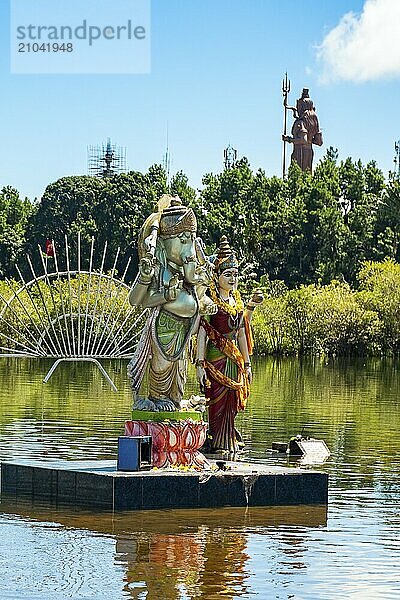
[317,0,400,83]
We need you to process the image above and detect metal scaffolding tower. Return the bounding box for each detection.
[88,138,127,178]
[224,144,237,169]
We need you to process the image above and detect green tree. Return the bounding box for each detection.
[373,178,400,261]
[198,158,263,263]
[357,259,400,353]
[169,171,197,205]
[267,156,346,286]
[339,159,385,284]
[25,166,168,279]
[312,281,380,355]
[0,186,34,278]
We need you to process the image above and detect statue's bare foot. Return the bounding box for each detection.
[133,397,156,411]
[153,398,178,412]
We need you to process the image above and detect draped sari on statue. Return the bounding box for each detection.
[201,308,251,452]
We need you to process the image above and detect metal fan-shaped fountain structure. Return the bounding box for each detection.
[0,234,147,391]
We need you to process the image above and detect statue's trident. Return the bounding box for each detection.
[282,72,291,179]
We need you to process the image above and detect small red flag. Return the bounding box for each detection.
[45,239,54,257]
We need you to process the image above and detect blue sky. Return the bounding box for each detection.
[0,0,399,200]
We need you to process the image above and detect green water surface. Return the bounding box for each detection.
[0,357,399,599]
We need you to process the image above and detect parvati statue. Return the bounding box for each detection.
[195,236,263,452]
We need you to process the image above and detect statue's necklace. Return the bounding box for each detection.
[209,281,244,316]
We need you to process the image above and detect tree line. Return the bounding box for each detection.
[1,148,400,287]
[1,149,400,355]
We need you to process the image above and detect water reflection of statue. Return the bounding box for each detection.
[282,88,323,172]
[112,506,327,599]
[116,527,249,600]
[128,196,211,412]
[195,237,263,452]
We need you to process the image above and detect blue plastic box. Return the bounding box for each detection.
[117,435,152,471]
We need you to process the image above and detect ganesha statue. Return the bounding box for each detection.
[128,195,213,412]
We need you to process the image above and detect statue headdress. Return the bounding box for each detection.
[214,235,238,274]
[159,198,197,238]
[138,195,197,259]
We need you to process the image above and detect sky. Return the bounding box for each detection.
[1,0,400,200]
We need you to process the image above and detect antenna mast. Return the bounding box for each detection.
[163,125,171,184]
[394,140,400,178]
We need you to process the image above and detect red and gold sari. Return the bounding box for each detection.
[201,308,251,452]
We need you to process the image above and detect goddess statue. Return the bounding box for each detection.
[128,195,212,412]
[195,236,263,452]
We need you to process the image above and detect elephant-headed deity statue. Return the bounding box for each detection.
[128,195,213,412]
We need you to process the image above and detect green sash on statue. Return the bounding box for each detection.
[154,309,193,361]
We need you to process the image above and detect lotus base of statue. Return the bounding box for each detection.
[125,417,209,469]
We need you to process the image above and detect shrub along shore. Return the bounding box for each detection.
[1,258,400,357]
[250,260,400,356]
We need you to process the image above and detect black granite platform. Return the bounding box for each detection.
[1,459,328,511]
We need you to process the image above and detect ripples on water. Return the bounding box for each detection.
[0,357,399,599]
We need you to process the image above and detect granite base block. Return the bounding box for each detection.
[1,460,328,511]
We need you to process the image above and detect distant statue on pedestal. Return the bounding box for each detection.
[282,87,323,172]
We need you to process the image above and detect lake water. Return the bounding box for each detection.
[0,357,399,599]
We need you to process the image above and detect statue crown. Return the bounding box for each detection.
[159,200,197,237]
[214,235,238,273]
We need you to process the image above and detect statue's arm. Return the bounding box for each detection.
[245,289,264,324]
[142,290,168,308]
[282,133,307,145]
[129,279,149,307]
[283,121,307,145]
[238,327,250,363]
[196,325,207,361]
[313,131,323,146]
[195,324,207,388]
[291,134,308,145]
[129,262,158,307]
[129,255,156,307]
[129,255,179,308]
[129,281,172,309]
[288,130,308,145]
[238,326,252,384]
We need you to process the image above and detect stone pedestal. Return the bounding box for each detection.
[125,418,208,469]
[1,459,329,510]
